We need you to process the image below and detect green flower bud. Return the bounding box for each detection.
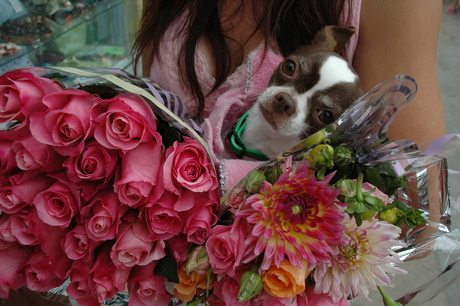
[306,144,335,168]
[238,267,263,302]
[264,162,283,185]
[337,179,357,198]
[185,245,210,275]
[333,145,355,167]
[244,170,267,194]
[379,207,399,224]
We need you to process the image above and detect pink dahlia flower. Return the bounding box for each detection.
[313,215,407,302]
[236,163,346,270]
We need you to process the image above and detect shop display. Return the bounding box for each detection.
[0,15,53,44]
[0,42,22,57]
[0,0,136,73]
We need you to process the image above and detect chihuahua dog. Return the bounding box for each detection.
[242,26,363,159]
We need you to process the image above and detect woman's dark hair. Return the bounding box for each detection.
[132,0,349,114]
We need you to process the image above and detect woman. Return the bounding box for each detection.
[132,0,446,191]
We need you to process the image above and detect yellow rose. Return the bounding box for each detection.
[262,259,309,298]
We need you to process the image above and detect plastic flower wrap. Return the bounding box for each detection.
[0,67,220,304]
[212,75,460,305]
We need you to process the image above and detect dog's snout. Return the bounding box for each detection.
[274,92,296,116]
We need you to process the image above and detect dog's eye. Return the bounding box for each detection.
[281,60,296,76]
[318,110,335,125]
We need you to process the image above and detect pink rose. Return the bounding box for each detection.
[0,69,62,132]
[29,88,100,156]
[63,139,119,201]
[228,190,246,212]
[166,234,192,264]
[252,291,299,306]
[163,137,217,194]
[23,247,72,292]
[114,140,162,208]
[0,243,35,298]
[9,207,67,256]
[209,268,252,306]
[63,224,102,262]
[206,220,256,278]
[90,243,131,303]
[66,260,99,306]
[0,173,54,214]
[92,92,161,150]
[305,286,349,306]
[80,190,128,241]
[0,139,17,177]
[9,208,41,246]
[142,190,182,240]
[13,135,65,172]
[33,177,81,227]
[181,195,219,245]
[110,218,166,269]
[127,261,172,306]
[0,213,17,250]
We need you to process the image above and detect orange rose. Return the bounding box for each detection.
[262,259,310,298]
[173,265,214,302]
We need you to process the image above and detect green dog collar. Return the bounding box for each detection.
[227,111,269,161]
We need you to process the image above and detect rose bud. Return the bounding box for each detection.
[243,170,266,194]
[185,245,210,276]
[238,266,263,302]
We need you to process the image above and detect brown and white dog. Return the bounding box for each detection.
[242,26,363,159]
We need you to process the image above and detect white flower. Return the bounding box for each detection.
[313,215,407,302]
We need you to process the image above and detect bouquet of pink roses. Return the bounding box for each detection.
[0,67,221,305]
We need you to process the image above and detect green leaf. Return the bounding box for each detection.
[156,119,184,148]
[345,201,357,214]
[394,200,409,211]
[354,213,363,227]
[154,248,179,283]
[363,166,386,193]
[382,174,406,196]
[403,210,426,228]
[355,201,367,214]
[364,195,384,211]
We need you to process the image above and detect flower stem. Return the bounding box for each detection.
[356,172,364,202]
[377,286,403,306]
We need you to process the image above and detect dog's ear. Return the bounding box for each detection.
[312,26,356,54]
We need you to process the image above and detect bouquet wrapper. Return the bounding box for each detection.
[222,75,460,304]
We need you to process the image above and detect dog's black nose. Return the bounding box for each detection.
[274,92,296,116]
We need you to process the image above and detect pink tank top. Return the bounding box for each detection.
[149,0,362,161]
